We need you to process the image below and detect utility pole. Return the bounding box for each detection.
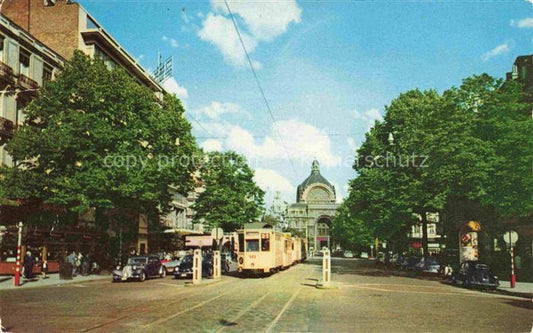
[14,221,23,287]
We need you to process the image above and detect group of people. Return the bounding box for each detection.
[65,251,98,277]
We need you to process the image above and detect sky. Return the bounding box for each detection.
[79,0,532,207]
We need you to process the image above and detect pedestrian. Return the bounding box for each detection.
[81,253,90,276]
[41,260,48,279]
[76,252,83,274]
[68,251,77,276]
[23,251,34,279]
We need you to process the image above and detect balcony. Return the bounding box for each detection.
[17,73,39,92]
[0,116,14,143]
[0,61,14,84]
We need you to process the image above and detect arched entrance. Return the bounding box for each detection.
[316,216,332,250]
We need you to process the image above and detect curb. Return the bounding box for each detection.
[0,274,110,291]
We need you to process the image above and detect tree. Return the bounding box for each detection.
[193,151,264,231]
[0,51,198,223]
[331,195,373,252]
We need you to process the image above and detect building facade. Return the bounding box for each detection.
[286,160,339,253]
[0,14,64,166]
[0,0,170,257]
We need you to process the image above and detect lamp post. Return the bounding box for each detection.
[14,221,23,287]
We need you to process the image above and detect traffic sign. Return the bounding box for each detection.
[503,231,518,245]
[211,227,224,240]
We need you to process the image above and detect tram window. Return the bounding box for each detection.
[261,234,270,251]
[238,233,244,252]
[246,239,259,252]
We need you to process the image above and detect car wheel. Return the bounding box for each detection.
[139,271,146,282]
[160,267,166,278]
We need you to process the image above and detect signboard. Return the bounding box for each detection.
[317,237,329,242]
[411,242,422,248]
[185,236,214,248]
[503,231,518,245]
[211,228,224,240]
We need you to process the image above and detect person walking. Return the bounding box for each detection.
[68,251,77,277]
[23,251,34,279]
[41,260,48,279]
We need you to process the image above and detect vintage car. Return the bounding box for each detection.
[112,255,166,282]
[451,261,499,289]
[161,257,182,274]
[174,254,224,279]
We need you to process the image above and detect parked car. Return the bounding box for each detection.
[161,256,182,274]
[343,251,354,258]
[173,254,214,279]
[451,261,499,289]
[402,256,421,271]
[359,252,369,259]
[421,257,440,274]
[112,255,166,282]
[395,255,406,268]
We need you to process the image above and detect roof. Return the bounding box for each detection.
[296,160,335,202]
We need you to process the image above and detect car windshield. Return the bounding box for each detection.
[127,257,147,265]
[182,255,193,263]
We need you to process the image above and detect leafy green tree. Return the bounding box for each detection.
[331,195,373,251]
[193,151,264,231]
[1,51,198,221]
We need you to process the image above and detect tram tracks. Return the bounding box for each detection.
[79,263,318,332]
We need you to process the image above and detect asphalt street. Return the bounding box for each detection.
[0,259,531,332]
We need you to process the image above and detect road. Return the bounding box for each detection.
[0,259,531,332]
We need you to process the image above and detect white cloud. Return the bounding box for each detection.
[192,101,248,120]
[347,137,359,152]
[482,43,510,61]
[201,139,223,152]
[254,168,295,195]
[511,17,533,28]
[225,119,341,167]
[198,13,257,67]
[353,108,383,131]
[198,1,301,68]
[162,77,188,100]
[162,35,179,48]
[135,54,145,63]
[211,0,302,42]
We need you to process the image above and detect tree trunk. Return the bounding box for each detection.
[421,211,429,256]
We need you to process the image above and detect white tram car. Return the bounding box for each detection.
[236,228,306,275]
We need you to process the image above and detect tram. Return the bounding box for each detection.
[236,228,304,275]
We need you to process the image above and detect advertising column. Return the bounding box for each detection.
[459,221,481,262]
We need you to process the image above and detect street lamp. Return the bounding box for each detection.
[388,132,395,146]
[14,221,23,287]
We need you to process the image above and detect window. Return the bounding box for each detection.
[94,46,116,70]
[43,63,53,82]
[0,36,4,62]
[238,233,244,252]
[87,16,98,29]
[261,233,270,251]
[246,239,259,252]
[19,48,30,76]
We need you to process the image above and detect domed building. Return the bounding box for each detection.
[286,160,339,253]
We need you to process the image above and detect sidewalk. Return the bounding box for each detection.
[0,273,110,291]
[497,281,533,299]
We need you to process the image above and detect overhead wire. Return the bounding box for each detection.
[223,0,297,175]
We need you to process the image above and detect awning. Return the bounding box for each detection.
[163,228,203,235]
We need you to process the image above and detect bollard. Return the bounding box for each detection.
[322,248,331,286]
[213,250,221,280]
[192,249,202,285]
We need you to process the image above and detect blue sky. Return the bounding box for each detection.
[79,0,532,206]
